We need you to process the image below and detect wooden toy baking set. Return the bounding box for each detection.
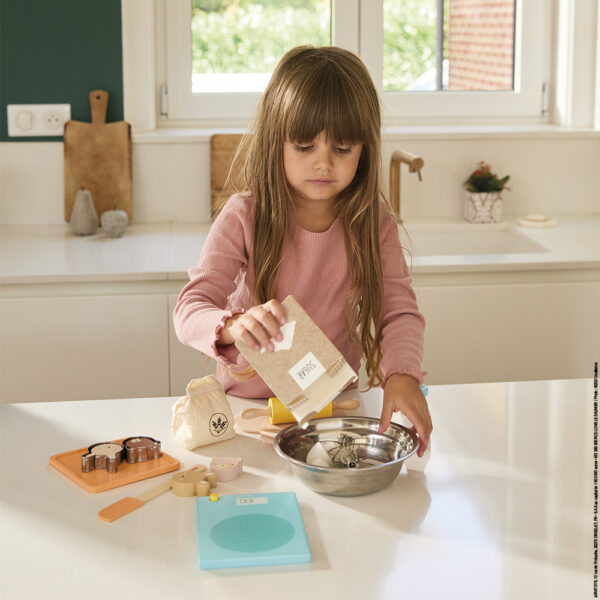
[98,457,243,522]
[49,435,179,493]
[235,295,358,426]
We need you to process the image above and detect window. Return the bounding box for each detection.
[191,1,331,94]
[161,0,550,125]
[383,0,515,93]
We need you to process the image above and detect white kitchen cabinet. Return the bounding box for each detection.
[168,294,216,397]
[0,294,169,403]
[416,281,600,384]
[2,222,598,402]
[2,281,597,403]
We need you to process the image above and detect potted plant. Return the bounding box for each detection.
[462,161,510,223]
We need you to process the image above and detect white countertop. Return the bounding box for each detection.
[0,379,592,599]
[405,214,600,273]
[0,222,211,284]
[1,214,599,284]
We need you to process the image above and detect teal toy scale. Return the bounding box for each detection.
[196,492,311,569]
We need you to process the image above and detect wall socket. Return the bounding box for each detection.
[7,104,71,137]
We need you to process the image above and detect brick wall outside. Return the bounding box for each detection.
[448,0,515,90]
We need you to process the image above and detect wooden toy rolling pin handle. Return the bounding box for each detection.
[240,397,359,421]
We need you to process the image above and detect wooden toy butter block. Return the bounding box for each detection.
[235,295,357,426]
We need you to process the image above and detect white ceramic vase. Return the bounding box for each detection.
[462,191,503,223]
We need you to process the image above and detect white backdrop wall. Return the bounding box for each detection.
[1,132,598,225]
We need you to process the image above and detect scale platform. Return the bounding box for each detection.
[196,492,311,569]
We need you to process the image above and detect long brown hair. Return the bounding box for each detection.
[222,46,391,387]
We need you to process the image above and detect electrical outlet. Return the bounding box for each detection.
[7,104,71,137]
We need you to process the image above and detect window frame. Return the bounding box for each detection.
[157,0,552,127]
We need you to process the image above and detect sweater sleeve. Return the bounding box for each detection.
[172,194,252,365]
[379,209,427,386]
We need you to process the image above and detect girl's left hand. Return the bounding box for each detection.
[378,373,432,457]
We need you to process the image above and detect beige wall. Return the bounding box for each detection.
[1,132,599,226]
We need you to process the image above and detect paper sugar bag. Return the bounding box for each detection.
[235,295,357,426]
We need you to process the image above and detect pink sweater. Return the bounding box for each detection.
[173,193,426,397]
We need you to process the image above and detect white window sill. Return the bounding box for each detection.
[132,124,600,144]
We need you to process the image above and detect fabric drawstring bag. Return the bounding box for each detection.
[171,375,235,449]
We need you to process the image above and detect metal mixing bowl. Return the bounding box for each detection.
[273,416,419,496]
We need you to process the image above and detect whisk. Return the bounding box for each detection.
[328,433,360,468]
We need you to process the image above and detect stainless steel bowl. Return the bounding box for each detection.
[273,416,419,496]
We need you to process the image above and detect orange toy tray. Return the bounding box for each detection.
[49,439,180,494]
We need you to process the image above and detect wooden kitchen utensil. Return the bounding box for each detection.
[235,409,282,434]
[98,465,207,522]
[240,397,360,425]
[64,90,132,222]
[98,477,173,522]
[210,134,243,218]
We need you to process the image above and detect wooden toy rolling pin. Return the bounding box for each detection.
[240,397,359,425]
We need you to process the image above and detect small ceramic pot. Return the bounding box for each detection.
[462,191,503,223]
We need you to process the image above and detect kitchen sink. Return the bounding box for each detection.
[401,226,550,256]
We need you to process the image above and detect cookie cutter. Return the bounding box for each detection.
[122,436,161,463]
[81,436,161,473]
[81,442,124,473]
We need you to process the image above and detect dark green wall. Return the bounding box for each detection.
[0,0,123,142]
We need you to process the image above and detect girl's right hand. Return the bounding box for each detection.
[219,299,287,352]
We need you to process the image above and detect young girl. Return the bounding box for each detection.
[173,46,432,456]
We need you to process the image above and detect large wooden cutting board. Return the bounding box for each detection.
[64,90,132,222]
[210,134,243,218]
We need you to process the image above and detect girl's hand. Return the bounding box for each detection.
[218,299,287,352]
[379,373,432,457]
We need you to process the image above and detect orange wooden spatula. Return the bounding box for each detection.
[98,465,204,522]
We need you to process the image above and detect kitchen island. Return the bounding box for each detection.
[0,378,592,599]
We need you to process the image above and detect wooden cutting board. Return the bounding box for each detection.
[64,90,132,222]
[210,134,243,218]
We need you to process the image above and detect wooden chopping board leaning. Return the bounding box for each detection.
[64,90,132,222]
[210,133,243,219]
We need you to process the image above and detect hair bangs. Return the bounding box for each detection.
[283,62,369,146]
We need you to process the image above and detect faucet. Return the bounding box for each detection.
[389,150,424,222]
